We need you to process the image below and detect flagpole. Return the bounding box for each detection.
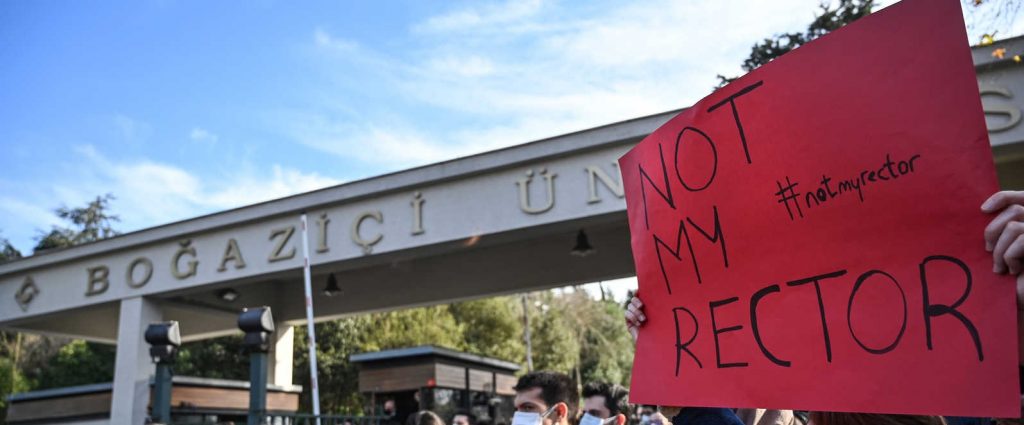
[300,212,323,425]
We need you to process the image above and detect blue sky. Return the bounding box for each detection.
[0,0,1016,266]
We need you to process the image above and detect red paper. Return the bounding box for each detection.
[620,0,1019,417]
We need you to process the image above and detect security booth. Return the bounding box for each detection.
[4,376,301,424]
[351,346,520,425]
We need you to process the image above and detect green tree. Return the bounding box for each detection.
[0,357,29,423]
[528,292,579,375]
[175,335,249,381]
[294,316,375,415]
[294,305,466,414]
[717,0,875,87]
[0,232,21,263]
[33,340,117,389]
[0,195,122,413]
[359,306,466,352]
[34,194,120,253]
[577,300,634,387]
[450,297,525,363]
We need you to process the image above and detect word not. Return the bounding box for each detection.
[639,81,764,293]
[670,255,981,375]
[774,153,922,220]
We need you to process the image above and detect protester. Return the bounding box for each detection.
[408,411,446,425]
[513,371,577,425]
[581,381,629,425]
[623,190,1024,424]
[383,399,404,425]
[453,411,477,425]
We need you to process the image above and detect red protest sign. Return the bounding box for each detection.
[620,0,1019,417]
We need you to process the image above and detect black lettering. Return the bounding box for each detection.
[920,255,983,361]
[883,154,898,179]
[786,270,848,362]
[876,164,890,181]
[653,220,686,295]
[898,161,910,174]
[674,126,717,192]
[750,284,791,367]
[706,80,764,164]
[909,154,921,172]
[847,270,908,355]
[709,297,748,368]
[684,205,729,284]
[821,175,837,197]
[638,144,676,230]
[673,306,702,375]
[805,191,820,208]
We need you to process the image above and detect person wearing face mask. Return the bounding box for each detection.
[581,381,629,425]
[512,372,577,425]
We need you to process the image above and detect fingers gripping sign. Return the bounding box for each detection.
[982,191,1024,277]
[625,295,646,342]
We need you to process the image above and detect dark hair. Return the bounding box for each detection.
[808,412,945,425]
[453,410,476,425]
[407,411,445,425]
[581,382,629,416]
[513,371,578,416]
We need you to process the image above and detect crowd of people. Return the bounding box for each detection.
[403,191,1024,425]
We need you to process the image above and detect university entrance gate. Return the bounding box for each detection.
[2,36,1024,424]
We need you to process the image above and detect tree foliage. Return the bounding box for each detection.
[964,0,1024,44]
[34,194,120,253]
[175,335,249,380]
[449,297,525,363]
[717,0,875,87]
[0,232,21,263]
[33,340,117,390]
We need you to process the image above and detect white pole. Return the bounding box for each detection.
[300,213,323,425]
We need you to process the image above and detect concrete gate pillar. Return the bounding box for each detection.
[110,297,162,424]
[268,324,294,386]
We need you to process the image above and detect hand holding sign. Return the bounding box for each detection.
[983,191,1024,276]
[619,0,1020,417]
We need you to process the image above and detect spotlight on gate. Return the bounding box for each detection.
[238,306,275,352]
[570,229,595,257]
[217,288,239,303]
[323,273,341,297]
[145,321,181,363]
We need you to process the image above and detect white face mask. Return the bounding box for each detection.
[579,413,615,425]
[512,405,556,425]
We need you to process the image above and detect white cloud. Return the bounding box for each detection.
[414,0,544,33]
[113,114,151,142]
[283,113,501,169]
[0,146,341,252]
[428,56,495,77]
[314,27,359,51]
[190,128,219,143]
[291,0,922,182]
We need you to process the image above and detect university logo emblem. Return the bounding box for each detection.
[15,277,39,312]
